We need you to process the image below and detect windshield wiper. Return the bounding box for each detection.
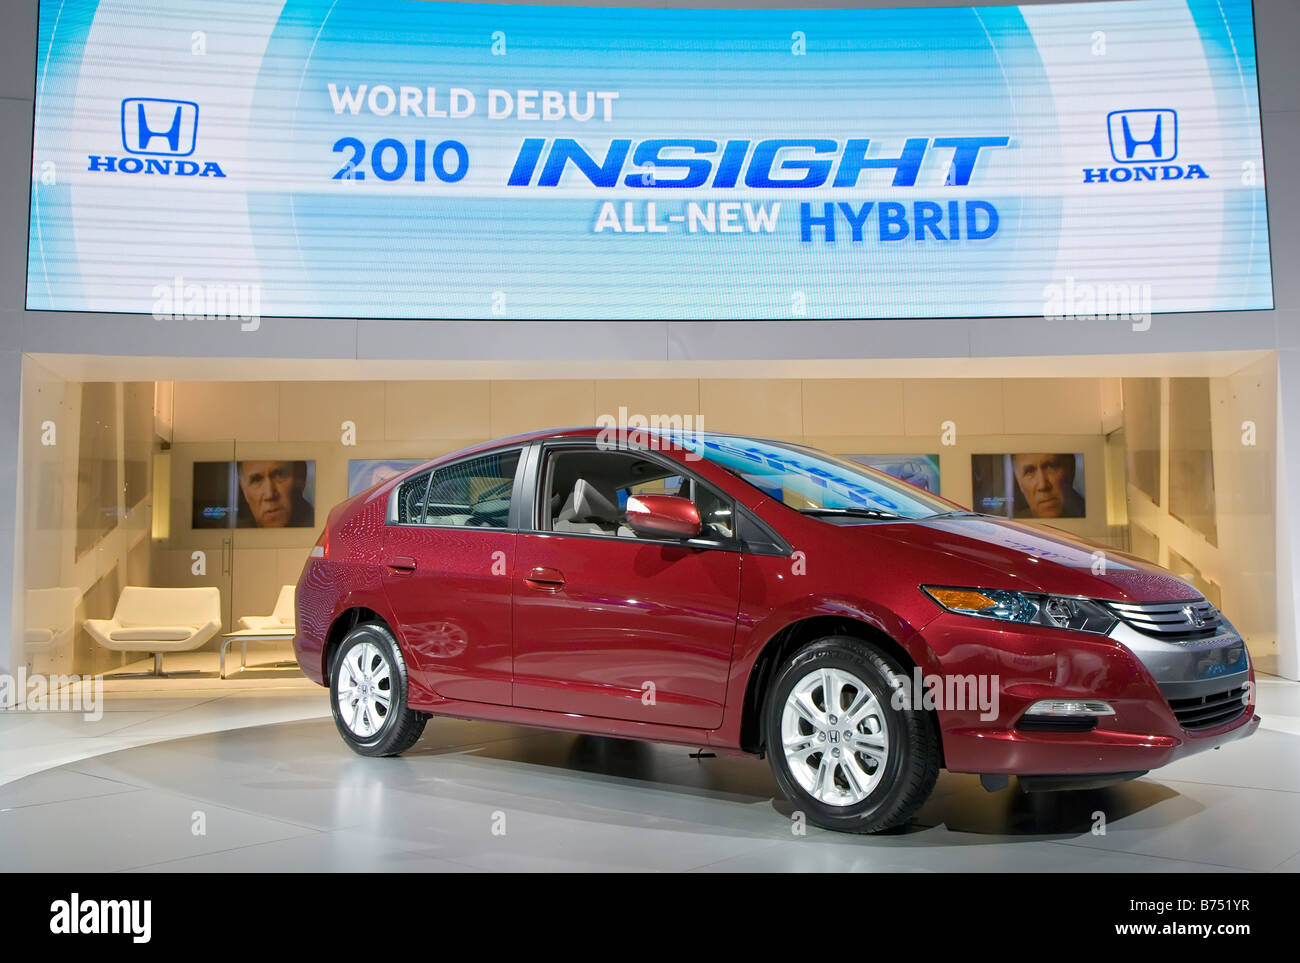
[924,510,986,519]
[799,508,908,520]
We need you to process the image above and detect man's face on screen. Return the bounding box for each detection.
[1012,453,1073,518]
[238,461,298,527]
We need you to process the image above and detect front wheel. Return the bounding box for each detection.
[330,622,427,756]
[764,636,939,833]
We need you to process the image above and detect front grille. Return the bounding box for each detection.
[1167,684,1249,731]
[1107,599,1222,639]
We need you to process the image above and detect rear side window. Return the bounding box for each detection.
[394,471,431,524]
[422,450,521,528]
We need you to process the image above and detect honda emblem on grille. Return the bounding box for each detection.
[1183,604,1206,628]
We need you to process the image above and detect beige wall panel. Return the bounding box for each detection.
[592,380,701,424]
[803,434,920,456]
[172,382,280,443]
[386,381,491,441]
[278,381,385,443]
[700,380,803,438]
[902,380,1003,437]
[489,380,596,438]
[801,380,905,437]
[421,439,488,459]
[339,442,439,464]
[1002,379,1103,435]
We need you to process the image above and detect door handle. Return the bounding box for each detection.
[386,555,417,573]
[524,566,565,591]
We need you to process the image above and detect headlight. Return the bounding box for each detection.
[922,586,1118,635]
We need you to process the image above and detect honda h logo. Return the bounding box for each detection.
[1107,108,1178,163]
[91,97,223,177]
[1084,108,1202,184]
[121,98,198,156]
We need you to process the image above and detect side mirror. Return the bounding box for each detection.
[625,494,702,539]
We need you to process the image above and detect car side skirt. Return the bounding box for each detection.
[411,694,752,755]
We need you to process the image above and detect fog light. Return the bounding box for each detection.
[1025,699,1115,716]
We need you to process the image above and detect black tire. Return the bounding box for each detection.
[329,622,427,757]
[763,635,939,833]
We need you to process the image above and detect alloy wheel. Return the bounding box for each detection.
[780,666,890,806]
[335,641,392,738]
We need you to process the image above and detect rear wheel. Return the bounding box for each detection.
[764,635,939,833]
[330,622,426,756]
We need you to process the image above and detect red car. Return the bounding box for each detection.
[294,428,1258,833]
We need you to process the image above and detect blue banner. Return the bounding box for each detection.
[28,0,1272,321]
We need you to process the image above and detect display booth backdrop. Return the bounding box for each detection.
[15,360,1279,678]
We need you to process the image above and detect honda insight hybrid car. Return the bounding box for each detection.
[295,428,1258,833]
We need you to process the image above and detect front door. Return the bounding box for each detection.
[512,444,741,729]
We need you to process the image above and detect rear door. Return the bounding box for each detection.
[381,447,523,706]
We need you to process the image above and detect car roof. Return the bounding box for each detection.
[424,426,809,463]
[366,427,816,502]
[371,428,602,493]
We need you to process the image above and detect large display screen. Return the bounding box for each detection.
[28,0,1271,320]
[193,460,316,529]
[971,452,1086,519]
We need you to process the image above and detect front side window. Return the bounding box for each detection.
[542,448,733,541]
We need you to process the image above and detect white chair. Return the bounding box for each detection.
[237,585,295,632]
[84,586,222,676]
[24,587,80,671]
[224,585,298,678]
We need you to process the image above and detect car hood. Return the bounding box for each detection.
[865,515,1200,604]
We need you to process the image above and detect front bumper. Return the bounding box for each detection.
[920,610,1259,777]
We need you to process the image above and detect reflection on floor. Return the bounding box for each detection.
[1,676,1298,872]
[0,659,321,787]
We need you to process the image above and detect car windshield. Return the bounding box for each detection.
[661,433,955,520]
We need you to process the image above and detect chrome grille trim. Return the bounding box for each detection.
[1106,599,1221,637]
